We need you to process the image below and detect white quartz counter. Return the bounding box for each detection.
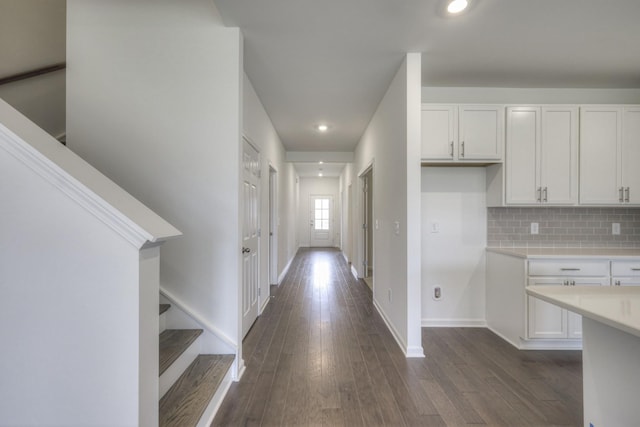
[487,247,640,259]
[526,286,640,338]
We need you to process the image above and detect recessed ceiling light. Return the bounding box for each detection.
[319,172,323,177]
[447,0,468,14]
[316,124,328,132]
[319,161,324,164]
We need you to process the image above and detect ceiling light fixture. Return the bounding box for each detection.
[447,0,468,14]
[319,172,323,177]
[316,124,328,132]
[319,161,324,164]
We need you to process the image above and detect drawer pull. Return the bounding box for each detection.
[560,268,580,271]
[631,268,640,271]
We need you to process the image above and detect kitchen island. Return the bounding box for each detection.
[526,286,640,427]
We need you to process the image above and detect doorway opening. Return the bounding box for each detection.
[360,166,374,290]
[309,195,334,247]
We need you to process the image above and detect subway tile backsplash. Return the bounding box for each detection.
[487,207,640,248]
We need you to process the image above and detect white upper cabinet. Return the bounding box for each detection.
[458,106,503,160]
[421,104,503,162]
[421,105,456,160]
[506,106,578,205]
[622,107,640,204]
[580,106,640,205]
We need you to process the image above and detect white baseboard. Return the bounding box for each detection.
[372,298,423,358]
[485,325,582,350]
[351,265,358,280]
[422,319,487,328]
[160,286,237,351]
[233,357,246,381]
[278,254,295,284]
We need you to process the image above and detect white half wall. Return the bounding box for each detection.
[0,136,143,426]
[0,0,66,137]
[298,177,340,247]
[352,53,423,357]
[421,167,487,327]
[66,0,243,361]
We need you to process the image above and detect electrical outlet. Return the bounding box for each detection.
[530,222,539,235]
[393,221,400,236]
[431,222,440,233]
[433,286,442,301]
[612,223,621,235]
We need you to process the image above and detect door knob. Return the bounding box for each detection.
[242,247,251,254]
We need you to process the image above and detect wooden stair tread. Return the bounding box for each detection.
[159,304,171,315]
[159,329,203,375]
[159,354,234,427]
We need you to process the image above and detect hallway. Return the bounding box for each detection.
[213,248,582,426]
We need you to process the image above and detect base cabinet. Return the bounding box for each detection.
[527,276,608,340]
[485,250,635,350]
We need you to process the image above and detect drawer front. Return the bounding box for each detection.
[611,261,640,277]
[528,260,609,277]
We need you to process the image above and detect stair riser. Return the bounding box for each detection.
[159,336,202,398]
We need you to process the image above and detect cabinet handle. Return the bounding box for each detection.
[631,268,640,271]
[563,280,568,286]
[450,141,454,157]
[571,280,576,286]
[625,187,630,203]
[461,141,465,157]
[537,187,542,202]
[543,187,548,203]
[615,280,621,286]
[560,268,580,271]
[619,187,624,202]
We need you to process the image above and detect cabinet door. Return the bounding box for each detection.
[506,107,540,204]
[421,106,456,160]
[459,105,503,160]
[580,107,622,204]
[541,107,578,205]
[622,107,640,204]
[567,277,609,338]
[527,278,567,339]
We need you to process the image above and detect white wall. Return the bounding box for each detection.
[421,167,487,327]
[298,177,340,247]
[243,73,298,303]
[351,53,423,357]
[66,0,244,365]
[0,0,66,138]
[339,163,355,262]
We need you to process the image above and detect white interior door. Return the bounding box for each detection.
[242,138,260,337]
[310,195,333,247]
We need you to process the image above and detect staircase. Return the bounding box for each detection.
[158,303,234,427]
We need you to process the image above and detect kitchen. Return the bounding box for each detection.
[420,86,640,426]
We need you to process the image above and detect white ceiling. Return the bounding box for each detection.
[294,162,346,178]
[214,0,640,152]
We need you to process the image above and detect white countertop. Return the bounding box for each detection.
[526,286,640,338]
[487,247,640,259]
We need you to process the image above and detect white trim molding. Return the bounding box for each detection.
[160,287,237,350]
[373,298,424,358]
[278,253,295,284]
[0,100,180,249]
[422,319,487,328]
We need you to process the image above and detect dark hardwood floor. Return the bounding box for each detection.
[213,248,582,426]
